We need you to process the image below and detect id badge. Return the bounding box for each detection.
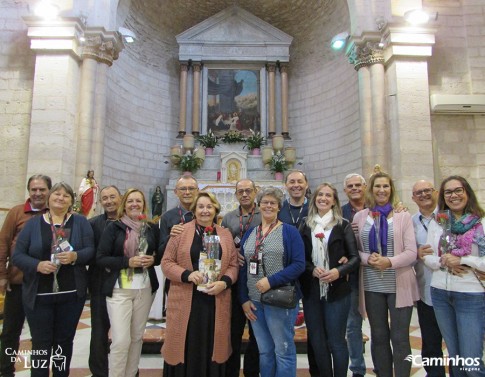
[249,257,259,275]
[234,236,241,248]
[59,240,73,252]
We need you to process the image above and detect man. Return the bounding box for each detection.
[0,174,52,377]
[88,185,122,377]
[411,180,448,377]
[221,179,261,377]
[342,173,367,377]
[158,175,199,313]
[277,170,319,376]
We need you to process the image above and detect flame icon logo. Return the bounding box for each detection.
[50,345,66,371]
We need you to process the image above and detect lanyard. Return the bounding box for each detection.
[47,212,68,250]
[239,206,255,239]
[419,214,434,232]
[253,220,277,259]
[178,205,192,224]
[288,200,304,226]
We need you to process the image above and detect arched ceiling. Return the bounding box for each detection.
[120,0,350,72]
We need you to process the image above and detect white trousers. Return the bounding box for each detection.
[106,287,154,377]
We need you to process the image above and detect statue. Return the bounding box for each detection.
[152,186,164,218]
[78,170,99,218]
[227,161,240,183]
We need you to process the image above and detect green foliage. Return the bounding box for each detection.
[244,130,265,150]
[172,152,204,173]
[197,130,219,148]
[269,151,288,173]
[221,130,245,144]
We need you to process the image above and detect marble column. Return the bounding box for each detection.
[178,62,188,138]
[192,62,201,136]
[280,63,290,139]
[267,63,276,137]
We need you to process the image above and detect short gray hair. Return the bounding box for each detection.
[343,173,366,188]
[257,186,284,209]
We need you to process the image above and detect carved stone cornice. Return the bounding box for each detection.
[347,41,384,71]
[82,29,123,66]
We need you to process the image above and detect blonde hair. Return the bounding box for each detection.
[190,191,221,217]
[306,183,343,229]
[117,188,148,219]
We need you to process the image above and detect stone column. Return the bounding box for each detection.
[348,39,387,177]
[178,62,188,138]
[267,63,276,137]
[280,63,290,139]
[192,62,201,136]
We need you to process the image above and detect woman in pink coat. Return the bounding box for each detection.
[353,172,419,377]
[161,192,239,377]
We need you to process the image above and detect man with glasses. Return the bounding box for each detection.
[411,180,449,377]
[221,179,261,377]
[341,173,368,377]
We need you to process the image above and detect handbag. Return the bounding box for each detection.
[260,255,297,309]
[261,284,297,309]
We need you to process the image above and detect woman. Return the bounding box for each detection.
[423,175,485,376]
[161,192,238,377]
[239,187,305,377]
[12,182,94,377]
[96,188,159,377]
[299,183,360,377]
[353,172,419,377]
[78,170,98,218]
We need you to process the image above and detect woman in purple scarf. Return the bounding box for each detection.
[353,172,419,377]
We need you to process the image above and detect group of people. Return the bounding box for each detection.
[0,170,483,377]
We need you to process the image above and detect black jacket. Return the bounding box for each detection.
[299,219,360,301]
[96,220,160,296]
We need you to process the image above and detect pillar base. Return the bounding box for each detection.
[177,131,186,139]
[192,131,200,137]
[268,132,276,138]
[282,132,291,140]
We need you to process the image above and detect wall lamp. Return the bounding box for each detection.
[119,27,137,43]
[331,31,349,50]
[404,9,438,25]
[34,0,60,20]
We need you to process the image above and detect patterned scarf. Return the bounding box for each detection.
[311,210,334,299]
[449,214,484,257]
[369,203,393,256]
[121,214,142,258]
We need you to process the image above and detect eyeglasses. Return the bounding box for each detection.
[260,200,278,207]
[443,187,465,198]
[346,183,363,189]
[236,188,254,195]
[176,187,197,192]
[413,188,434,197]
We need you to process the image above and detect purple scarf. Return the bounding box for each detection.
[369,203,393,256]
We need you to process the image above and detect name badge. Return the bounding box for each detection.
[249,256,259,275]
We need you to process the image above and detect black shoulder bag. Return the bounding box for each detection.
[260,252,297,309]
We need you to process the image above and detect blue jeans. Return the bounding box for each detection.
[250,300,298,377]
[431,287,485,377]
[346,280,366,376]
[302,279,350,377]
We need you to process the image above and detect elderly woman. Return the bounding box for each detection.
[239,186,305,377]
[96,188,159,377]
[299,183,360,377]
[161,192,238,377]
[353,172,419,377]
[12,182,94,377]
[423,175,485,376]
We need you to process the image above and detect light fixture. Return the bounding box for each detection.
[404,9,438,25]
[34,0,59,20]
[118,27,137,43]
[331,31,349,50]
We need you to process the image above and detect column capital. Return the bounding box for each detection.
[381,24,436,64]
[266,63,277,73]
[180,62,189,71]
[347,33,384,71]
[279,63,289,74]
[82,27,123,66]
[192,62,202,72]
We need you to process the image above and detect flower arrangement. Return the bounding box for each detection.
[269,151,288,173]
[221,130,245,144]
[244,129,265,150]
[171,151,204,173]
[197,129,219,148]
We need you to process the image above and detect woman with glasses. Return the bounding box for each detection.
[423,175,485,376]
[353,172,419,377]
[239,186,305,377]
[299,183,360,377]
[161,192,238,377]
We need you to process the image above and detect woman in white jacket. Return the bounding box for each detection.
[423,175,485,377]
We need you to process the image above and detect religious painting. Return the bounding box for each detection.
[207,69,260,138]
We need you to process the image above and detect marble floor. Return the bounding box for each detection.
[3,303,437,376]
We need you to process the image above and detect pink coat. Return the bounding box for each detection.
[161,221,239,365]
[353,209,419,318]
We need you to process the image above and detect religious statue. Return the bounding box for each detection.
[227,161,241,183]
[78,170,98,218]
[152,186,164,218]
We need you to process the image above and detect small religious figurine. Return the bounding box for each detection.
[227,161,240,183]
[78,170,98,218]
[152,186,164,218]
